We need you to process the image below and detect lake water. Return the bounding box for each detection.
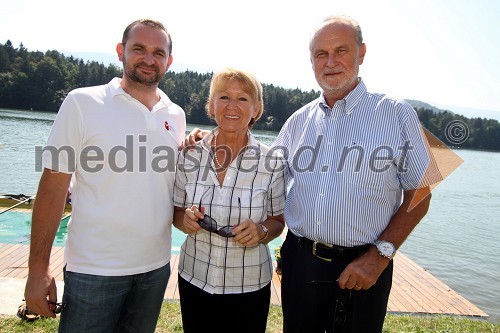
[0,108,499,323]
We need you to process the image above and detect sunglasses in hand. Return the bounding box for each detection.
[333,288,349,329]
[197,197,241,238]
[306,280,351,331]
[48,301,66,314]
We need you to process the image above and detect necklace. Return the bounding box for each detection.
[213,134,227,171]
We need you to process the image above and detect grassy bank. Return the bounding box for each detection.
[1,301,499,333]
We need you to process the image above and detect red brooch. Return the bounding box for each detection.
[164,121,170,130]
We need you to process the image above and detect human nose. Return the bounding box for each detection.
[326,53,337,67]
[143,52,155,64]
[226,99,238,109]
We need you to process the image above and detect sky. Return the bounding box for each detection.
[1,0,499,118]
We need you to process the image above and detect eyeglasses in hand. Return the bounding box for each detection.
[307,280,351,332]
[47,301,66,314]
[333,288,349,330]
[197,197,241,238]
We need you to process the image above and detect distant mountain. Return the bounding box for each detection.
[406,100,444,114]
[407,99,500,122]
[435,104,500,122]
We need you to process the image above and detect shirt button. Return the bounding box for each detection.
[317,220,321,225]
[319,193,324,197]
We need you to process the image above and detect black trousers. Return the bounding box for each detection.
[281,231,393,333]
[178,275,271,333]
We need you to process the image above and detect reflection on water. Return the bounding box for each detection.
[1,108,500,323]
[400,149,500,323]
[0,109,55,194]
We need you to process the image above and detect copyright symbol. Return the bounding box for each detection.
[445,120,469,144]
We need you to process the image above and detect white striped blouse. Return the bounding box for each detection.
[272,79,442,247]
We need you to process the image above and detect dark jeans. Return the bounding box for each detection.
[281,231,393,333]
[59,263,170,333]
[178,275,271,333]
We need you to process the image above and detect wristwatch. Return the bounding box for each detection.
[259,224,269,242]
[374,240,396,260]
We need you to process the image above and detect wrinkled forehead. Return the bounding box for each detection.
[127,25,170,50]
[310,22,358,50]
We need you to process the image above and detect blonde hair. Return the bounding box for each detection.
[206,68,264,128]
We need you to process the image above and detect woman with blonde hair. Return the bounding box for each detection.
[173,68,286,333]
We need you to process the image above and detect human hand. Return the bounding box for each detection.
[181,205,204,234]
[24,271,58,318]
[181,128,210,149]
[336,246,388,291]
[232,219,262,247]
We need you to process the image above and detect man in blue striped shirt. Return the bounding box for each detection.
[273,15,442,332]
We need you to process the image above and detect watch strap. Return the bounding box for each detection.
[258,224,269,242]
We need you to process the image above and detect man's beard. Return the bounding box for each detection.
[123,56,162,87]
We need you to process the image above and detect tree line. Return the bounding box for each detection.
[1,41,499,151]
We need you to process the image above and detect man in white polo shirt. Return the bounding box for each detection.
[24,19,185,332]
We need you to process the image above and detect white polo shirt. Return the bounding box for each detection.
[42,78,186,275]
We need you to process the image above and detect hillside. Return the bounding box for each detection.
[1,40,500,151]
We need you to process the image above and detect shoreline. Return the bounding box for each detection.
[0,242,489,320]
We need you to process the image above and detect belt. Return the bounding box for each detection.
[293,233,370,262]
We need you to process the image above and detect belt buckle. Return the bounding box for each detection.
[312,241,333,262]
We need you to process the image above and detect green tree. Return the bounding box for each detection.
[1,41,500,151]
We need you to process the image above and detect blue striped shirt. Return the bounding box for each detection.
[272,79,441,246]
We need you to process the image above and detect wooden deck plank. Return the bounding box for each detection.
[0,242,12,253]
[0,245,25,275]
[4,249,30,278]
[0,244,22,264]
[165,254,179,300]
[48,247,65,281]
[391,256,430,312]
[270,262,282,306]
[395,255,458,314]
[170,256,180,300]
[404,256,466,314]
[392,253,486,316]
[0,242,488,319]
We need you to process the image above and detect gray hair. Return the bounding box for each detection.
[309,15,363,51]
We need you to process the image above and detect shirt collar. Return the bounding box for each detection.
[109,77,125,97]
[108,77,172,110]
[200,128,260,157]
[319,78,368,115]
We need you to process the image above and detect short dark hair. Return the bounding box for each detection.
[122,19,172,55]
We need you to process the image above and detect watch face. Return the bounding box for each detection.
[378,241,395,256]
[260,224,268,237]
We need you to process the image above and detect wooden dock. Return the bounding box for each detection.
[0,242,488,319]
